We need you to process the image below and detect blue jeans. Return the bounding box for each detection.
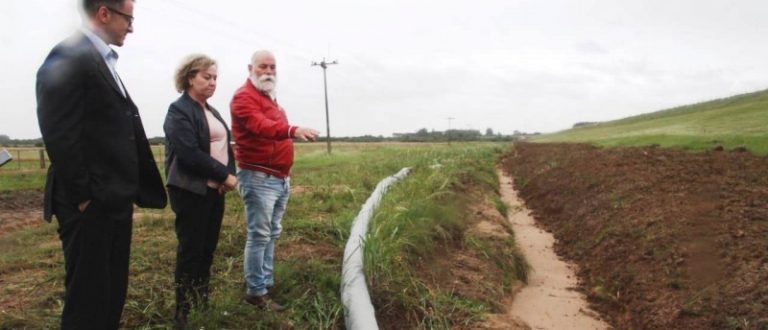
[237,169,290,297]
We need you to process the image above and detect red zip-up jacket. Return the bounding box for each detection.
[230,79,298,177]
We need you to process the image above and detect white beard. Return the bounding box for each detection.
[250,74,277,96]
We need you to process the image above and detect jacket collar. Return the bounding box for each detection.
[75,31,128,99]
[80,26,114,61]
[178,91,227,127]
[180,91,206,111]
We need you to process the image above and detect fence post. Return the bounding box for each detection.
[17,150,21,169]
[39,149,46,169]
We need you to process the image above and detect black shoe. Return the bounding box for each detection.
[244,294,287,312]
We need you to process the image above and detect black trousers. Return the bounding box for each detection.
[54,196,133,330]
[169,187,224,317]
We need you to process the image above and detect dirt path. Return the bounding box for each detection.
[498,169,609,330]
[0,189,44,237]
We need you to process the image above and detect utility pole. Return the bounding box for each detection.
[311,58,338,154]
[447,117,455,145]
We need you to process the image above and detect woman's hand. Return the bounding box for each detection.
[218,174,238,194]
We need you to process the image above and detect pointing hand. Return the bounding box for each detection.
[295,127,320,141]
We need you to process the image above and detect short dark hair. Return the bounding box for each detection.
[82,0,133,16]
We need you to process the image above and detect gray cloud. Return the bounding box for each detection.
[3,0,768,138]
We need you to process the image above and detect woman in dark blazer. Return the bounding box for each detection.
[163,54,237,327]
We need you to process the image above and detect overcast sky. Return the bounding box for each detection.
[3,0,768,139]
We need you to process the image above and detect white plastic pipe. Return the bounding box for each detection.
[341,167,411,330]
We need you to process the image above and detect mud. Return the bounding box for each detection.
[501,142,768,329]
[0,189,43,236]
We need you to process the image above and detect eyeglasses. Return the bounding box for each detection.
[105,6,134,26]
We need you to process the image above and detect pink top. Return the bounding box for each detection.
[205,109,229,188]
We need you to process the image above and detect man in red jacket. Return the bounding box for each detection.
[230,50,319,311]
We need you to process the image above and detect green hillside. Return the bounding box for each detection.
[534,89,768,155]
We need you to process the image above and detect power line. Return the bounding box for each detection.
[311,58,338,154]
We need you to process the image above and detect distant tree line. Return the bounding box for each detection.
[572,122,597,128]
[0,134,44,147]
[390,128,531,142]
[2,128,541,147]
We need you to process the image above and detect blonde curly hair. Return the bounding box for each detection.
[174,54,216,93]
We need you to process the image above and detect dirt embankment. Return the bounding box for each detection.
[375,181,530,330]
[502,142,768,330]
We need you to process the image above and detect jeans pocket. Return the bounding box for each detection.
[239,170,267,188]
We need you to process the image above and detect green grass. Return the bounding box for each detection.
[534,89,768,155]
[0,170,46,191]
[0,142,525,329]
[0,145,168,191]
[361,144,527,327]
[0,148,49,171]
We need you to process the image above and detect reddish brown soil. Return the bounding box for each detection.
[501,142,768,330]
[0,189,43,236]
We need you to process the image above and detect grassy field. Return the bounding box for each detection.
[0,148,49,171]
[0,144,341,190]
[0,146,165,172]
[0,148,48,191]
[533,89,768,155]
[0,169,46,191]
[0,142,526,329]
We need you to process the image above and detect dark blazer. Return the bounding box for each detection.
[36,32,167,221]
[164,92,236,195]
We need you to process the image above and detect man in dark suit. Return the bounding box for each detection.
[35,1,167,329]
